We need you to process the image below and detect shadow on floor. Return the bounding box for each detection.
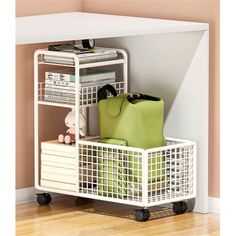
[74,196,174,221]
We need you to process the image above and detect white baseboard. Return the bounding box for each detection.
[158,197,220,214]
[16,187,41,204]
[16,187,62,204]
[208,197,220,213]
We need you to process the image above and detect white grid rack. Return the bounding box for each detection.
[38,81,125,107]
[34,47,196,212]
[34,47,129,201]
[76,137,196,207]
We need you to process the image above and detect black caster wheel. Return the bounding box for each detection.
[134,209,150,222]
[82,39,95,49]
[173,201,188,215]
[36,193,52,206]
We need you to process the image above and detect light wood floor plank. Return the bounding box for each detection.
[16,195,220,236]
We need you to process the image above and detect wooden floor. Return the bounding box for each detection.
[16,196,220,236]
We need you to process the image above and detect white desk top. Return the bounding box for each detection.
[16,12,208,45]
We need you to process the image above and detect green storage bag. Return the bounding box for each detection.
[97,138,166,198]
[97,85,166,198]
[97,138,128,197]
[97,84,166,149]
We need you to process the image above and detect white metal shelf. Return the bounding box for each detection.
[80,58,126,69]
[37,81,125,108]
[35,48,128,108]
[38,61,75,68]
[38,58,126,69]
[36,49,126,70]
[38,101,75,109]
[34,47,129,206]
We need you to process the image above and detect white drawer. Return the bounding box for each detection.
[41,172,76,184]
[41,153,75,165]
[42,149,75,158]
[41,179,76,192]
[41,160,75,169]
[41,140,76,157]
[41,165,75,176]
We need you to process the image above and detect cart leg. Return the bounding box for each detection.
[134,208,150,221]
[36,193,52,206]
[173,201,188,215]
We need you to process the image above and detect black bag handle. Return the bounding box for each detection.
[127,93,161,102]
[97,84,117,102]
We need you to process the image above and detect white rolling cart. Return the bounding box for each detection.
[34,45,196,221]
[17,12,209,214]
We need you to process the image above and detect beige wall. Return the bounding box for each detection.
[16,0,220,198]
[16,0,82,16]
[16,0,83,189]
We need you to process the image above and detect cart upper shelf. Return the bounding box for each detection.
[16,12,208,45]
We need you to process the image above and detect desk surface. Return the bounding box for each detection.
[16,12,208,45]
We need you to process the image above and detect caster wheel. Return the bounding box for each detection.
[173,201,188,215]
[82,39,95,49]
[135,209,150,222]
[36,193,52,206]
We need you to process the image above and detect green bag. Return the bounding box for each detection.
[96,85,166,198]
[97,138,128,197]
[97,138,165,197]
[98,84,166,149]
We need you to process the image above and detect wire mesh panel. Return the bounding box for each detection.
[147,141,195,204]
[80,82,124,106]
[78,141,144,204]
[77,138,195,207]
[38,82,124,107]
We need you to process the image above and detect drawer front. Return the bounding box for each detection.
[41,160,75,169]
[41,165,75,176]
[41,153,76,165]
[40,151,76,192]
[41,149,75,158]
[41,179,76,192]
[41,140,75,154]
[41,172,76,184]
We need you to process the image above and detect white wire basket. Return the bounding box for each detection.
[40,137,196,208]
[35,47,196,220]
[38,81,125,107]
[77,137,196,208]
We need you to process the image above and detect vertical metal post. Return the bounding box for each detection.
[142,151,148,207]
[193,143,197,197]
[74,55,80,195]
[120,49,128,93]
[34,51,39,188]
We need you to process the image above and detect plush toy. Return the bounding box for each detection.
[58,108,86,144]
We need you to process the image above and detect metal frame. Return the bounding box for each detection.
[34,48,196,209]
[34,48,128,194]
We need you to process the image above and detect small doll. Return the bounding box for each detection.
[58,108,86,144]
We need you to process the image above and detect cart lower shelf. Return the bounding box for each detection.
[38,137,196,209]
[35,191,192,221]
